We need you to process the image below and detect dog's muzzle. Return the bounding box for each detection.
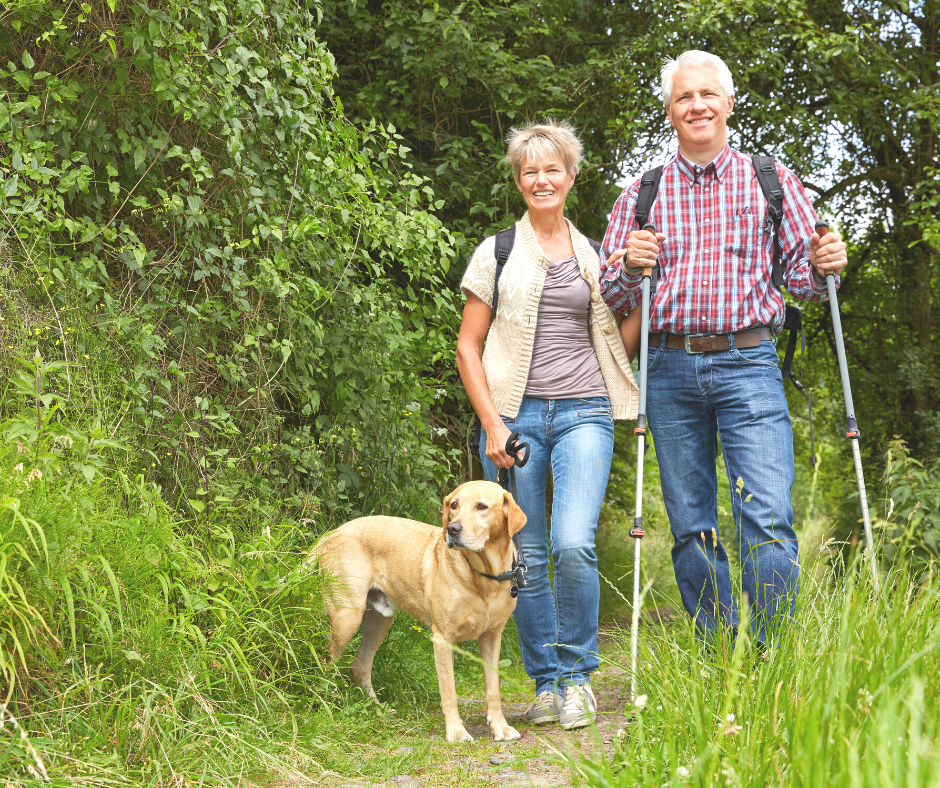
[446,520,463,548]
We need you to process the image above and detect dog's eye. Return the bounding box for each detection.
[476,502,487,511]
[450,499,459,509]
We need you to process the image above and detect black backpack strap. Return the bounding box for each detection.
[491,225,516,316]
[752,155,784,289]
[634,166,663,229]
[633,165,664,292]
[588,237,601,256]
[781,304,815,466]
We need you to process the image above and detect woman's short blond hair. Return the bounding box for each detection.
[504,119,582,182]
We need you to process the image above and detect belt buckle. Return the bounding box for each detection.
[684,335,700,355]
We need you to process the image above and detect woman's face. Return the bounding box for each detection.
[515,156,576,216]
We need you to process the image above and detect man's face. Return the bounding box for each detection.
[665,65,734,158]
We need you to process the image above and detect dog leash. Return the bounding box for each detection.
[493,431,530,598]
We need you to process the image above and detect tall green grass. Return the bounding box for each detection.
[0,436,337,784]
[567,556,940,787]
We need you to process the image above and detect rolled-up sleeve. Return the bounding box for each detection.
[599,183,644,313]
[779,165,838,301]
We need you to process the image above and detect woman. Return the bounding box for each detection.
[456,119,638,730]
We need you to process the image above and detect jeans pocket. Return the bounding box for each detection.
[646,346,663,376]
[576,397,612,421]
[729,340,779,368]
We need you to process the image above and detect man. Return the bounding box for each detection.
[600,50,847,644]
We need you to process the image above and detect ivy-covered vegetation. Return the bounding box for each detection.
[0,0,938,784]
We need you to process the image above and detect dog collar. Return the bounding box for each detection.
[463,551,528,598]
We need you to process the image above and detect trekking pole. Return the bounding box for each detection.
[629,223,656,703]
[816,221,880,590]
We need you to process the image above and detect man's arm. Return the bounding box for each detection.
[600,184,646,313]
[778,165,848,300]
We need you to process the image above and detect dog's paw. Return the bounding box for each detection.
[492,724,521,742]
[445,725,474,743]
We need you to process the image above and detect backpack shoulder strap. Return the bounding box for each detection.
[751,155,784,288]
[634,166,664,230]
[491,225,516,316]
[587,237,601,256]
[633,166,664,291]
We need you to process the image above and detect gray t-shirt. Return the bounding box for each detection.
[524,255,609,399]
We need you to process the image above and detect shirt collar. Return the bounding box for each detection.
[675,144,733,186]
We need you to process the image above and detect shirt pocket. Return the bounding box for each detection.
[727,214,764,262]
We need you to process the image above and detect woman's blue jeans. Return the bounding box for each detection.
[480,395,614,695]
[645,337,800,644]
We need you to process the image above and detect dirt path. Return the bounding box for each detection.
[311,662,634,788]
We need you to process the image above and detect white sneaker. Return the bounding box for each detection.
[559,684,596,730]
[525,690,562,724]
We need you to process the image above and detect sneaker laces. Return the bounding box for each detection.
[563,684,595,713]
[528,690,557,713]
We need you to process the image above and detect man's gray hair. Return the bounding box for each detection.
[661,51,735,104]
[504,118,582,182]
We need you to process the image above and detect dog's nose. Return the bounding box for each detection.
[447,521,463,537]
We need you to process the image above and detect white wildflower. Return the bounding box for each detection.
[434,427,447,437]
[726,712,735,723]
[435,388,446,399]
[677,766,690,779]
[24,468,43,485]
[616,728,626,740]
[633,694,647,711]
[13,463,24,473]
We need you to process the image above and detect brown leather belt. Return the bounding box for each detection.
[648,326,772,354]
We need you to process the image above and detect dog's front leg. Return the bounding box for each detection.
[432,631,473,743]
[479,627,520,741]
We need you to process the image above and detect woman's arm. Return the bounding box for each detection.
[456,294,516,469]
[615,307,642,363]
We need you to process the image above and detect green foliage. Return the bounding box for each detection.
[568,563,940,787]
[0,0,460,523]
[874,437,940,568]
[320,0,648,247]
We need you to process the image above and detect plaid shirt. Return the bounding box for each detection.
[599,145,835,335]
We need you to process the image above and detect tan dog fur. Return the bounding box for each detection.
[313,480,526,743]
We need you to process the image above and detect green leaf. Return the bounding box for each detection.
[22,51,34,69]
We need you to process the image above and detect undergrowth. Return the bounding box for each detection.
[566,556,940,788]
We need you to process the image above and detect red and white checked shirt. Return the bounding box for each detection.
[599,145,836,335]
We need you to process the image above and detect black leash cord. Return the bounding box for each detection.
[495,431,530,597]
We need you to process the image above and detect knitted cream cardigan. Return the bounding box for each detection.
[461,212,639,420]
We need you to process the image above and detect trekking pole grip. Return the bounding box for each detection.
[642,223,656,279]
[815,221,832,279]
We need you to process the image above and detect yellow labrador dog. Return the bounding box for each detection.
[314,480,526,743]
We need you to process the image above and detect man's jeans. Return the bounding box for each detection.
[480,395,614,694]
[646,337,800,644]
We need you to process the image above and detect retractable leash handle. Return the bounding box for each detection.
[629,222,656,703]
[816,221,880,589]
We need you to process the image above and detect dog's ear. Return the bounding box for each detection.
[442,491,454,529]
[503,491,527,537]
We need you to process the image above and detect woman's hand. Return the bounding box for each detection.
[484,419,516,470]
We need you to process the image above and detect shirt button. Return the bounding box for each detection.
[704,187,710,192]
[701,316,707,321]
[703,280,709,285]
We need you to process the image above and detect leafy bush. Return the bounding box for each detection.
[873,437,940,569]
[1,0,460,525]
